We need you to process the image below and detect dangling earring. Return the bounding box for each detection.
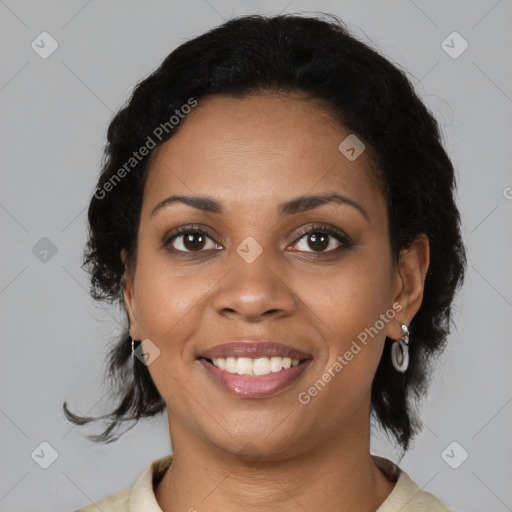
[391,323,409,373]
[131,337,135,359]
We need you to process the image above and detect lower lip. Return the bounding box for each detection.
[198,358,312,398]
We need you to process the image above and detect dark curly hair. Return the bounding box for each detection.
[63,12,467,453]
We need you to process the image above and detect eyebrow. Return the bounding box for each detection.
[151,193,369,221]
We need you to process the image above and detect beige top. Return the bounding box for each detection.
[74,454,452,511]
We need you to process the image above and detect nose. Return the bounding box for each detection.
[211,244,298,322]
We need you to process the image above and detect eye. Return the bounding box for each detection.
[164,225,222,253]
[289,224,352,254]
[163,223,352,256]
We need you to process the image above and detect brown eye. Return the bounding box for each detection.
[166,229,220,253]
[181,232,207,251]
[289,225,352,254]
[306,232,330,251]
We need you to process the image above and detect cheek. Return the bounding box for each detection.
[305,250,393,367]
[134,270,207,341]
[131,256,210,407]
[295,268,391,417]
[131,242,207,343]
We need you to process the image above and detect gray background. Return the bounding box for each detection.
[1,1,511,511]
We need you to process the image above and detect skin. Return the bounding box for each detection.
[122,92,430,511]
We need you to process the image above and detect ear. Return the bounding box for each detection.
[385,233,430,340]
[121,248,141,340]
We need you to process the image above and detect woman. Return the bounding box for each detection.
[67,13,466,512]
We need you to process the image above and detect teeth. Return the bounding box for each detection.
[225,357,237,373]
[270,356,283,372]
[253,357,270,376]
[236,357,253,376]
[211,356,301,376]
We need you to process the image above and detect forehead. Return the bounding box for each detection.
[142,93,383,219]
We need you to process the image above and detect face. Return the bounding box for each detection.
[123,93,410,459]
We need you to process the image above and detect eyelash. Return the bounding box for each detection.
[162,223,352,257]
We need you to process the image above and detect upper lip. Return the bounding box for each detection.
[197,340,312,361]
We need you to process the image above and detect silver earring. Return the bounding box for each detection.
[131,337,135,359]
[391,323,409,373]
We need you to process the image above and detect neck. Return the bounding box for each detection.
[155,411,396,512]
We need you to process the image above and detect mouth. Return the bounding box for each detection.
[198,355,306,376]
[196,340,313,397]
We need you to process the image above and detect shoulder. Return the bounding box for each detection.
[388,471,453,511]
[72,455,173,512]
[73,488,130,512]
[372,455,453,512]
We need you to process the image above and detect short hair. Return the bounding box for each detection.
[63,13,467,453]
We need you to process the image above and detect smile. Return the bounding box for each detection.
[208,356,300,376]
[198,357,312,398]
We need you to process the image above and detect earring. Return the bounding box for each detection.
[131,337,135,359]
[391,323,409,373]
